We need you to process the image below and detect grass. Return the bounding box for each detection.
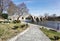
[0,23,28,41]
[40,27,60,41]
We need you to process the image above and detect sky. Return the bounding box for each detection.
[12,0,60,16]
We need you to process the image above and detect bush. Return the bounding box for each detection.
[49,29,57,32]
[2,14,8,19]
[13,20,16,23]
[0,21,3,23]
[16,20,21,23]
[13,20,21,23]
[54,36,60,40]
[3,21,10,23]
[25,24,28,26]
[20,24,25,28]
[12,26,19,30]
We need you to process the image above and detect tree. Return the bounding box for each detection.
[7,1,18,16]
[44,13,49,17]
[44,13,49,20]
[52,14,56,17]
[17,2,29,20]
[0,0,11,14]
[18,2,29,15]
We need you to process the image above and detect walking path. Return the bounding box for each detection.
[15,23,51,41]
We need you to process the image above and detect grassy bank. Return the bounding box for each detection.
[0,23,28,41]
[40,27,60,41]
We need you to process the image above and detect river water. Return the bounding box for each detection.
[38,21,60,30]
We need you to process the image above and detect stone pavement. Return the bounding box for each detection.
[15,23,51,41]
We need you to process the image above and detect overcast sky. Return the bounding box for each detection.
[12,0,60,16]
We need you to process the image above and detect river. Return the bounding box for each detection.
[38,21,60,30]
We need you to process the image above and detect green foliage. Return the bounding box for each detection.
[0,23,28,41]
[13,20,21,23]
[54,36,60,40]
[0,21,3,23]
[40,28,60,41]
[3,21,10,23]
[2,14,8,19]
[20,24,25,28]
[12,26,19,30]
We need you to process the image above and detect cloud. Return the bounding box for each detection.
[24,0,33,3]
[21,0,37,4]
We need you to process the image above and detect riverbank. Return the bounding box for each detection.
[0,23,28,41]
[40,26,60,41]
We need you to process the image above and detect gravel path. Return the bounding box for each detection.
[15,23,51,41]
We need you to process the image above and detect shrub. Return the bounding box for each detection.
[25,24,28,27]
[54,36,60,40]
[13,20,21,23]
[3,21,10,23]
[16,20,21,23]
[20,24,25,28]
[40,27,44,29]
[2,14,8,19]
[49,29,57,32]
[0,21,3,23]
[13,20,16,23]
[12,26,19,30]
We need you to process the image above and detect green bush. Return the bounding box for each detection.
[13,20,21,23]
[25,24,28,26]
[54,36,60,40]
[2,14,8,19]
[22,17,24,19]
[12,26,19,30]
[49,29,57,32]
[0,21,3,23]
[3,21,10,23]
[20,24,25,28]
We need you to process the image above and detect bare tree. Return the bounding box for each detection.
[17,2,29,20]
[44,13,49,17]
[44,13,49,20]
[52,14,56,17]
[0,0,11,14]
[7,1,17,16]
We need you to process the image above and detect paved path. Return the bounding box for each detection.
[15,23,51,41]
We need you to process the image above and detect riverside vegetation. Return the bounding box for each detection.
[40,27,60,41]
[0,20,28,41]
